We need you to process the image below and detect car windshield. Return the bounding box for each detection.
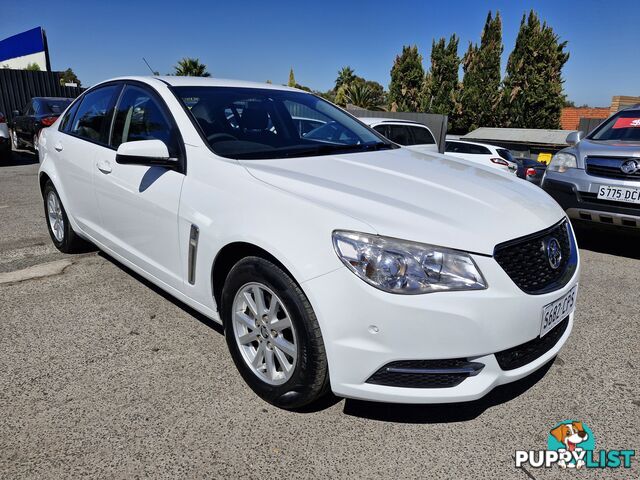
[173,86,395,159]
[496,148,514,162]
[43,99,72,115]
[589,110,640,142]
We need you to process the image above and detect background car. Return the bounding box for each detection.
[11,97,73,152]
[516,157,547,186]
[0,112,10,160]
[444,139,517,174]
[542,106,640,230]
[359,117,439,154]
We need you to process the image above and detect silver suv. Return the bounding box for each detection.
[542,106,640,230]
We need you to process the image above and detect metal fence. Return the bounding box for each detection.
[346,107,448,153]
[0,69,84,122]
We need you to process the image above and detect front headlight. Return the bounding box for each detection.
[332,230,487,294]
[548,152,577,173]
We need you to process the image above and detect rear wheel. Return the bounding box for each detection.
[221,257,330,409]
[43,181,88,253]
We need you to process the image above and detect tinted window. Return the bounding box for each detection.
[373,125,387,136]
[409,126,435,145]
[590,110,640,142]
[24,101,34,116]
[111,85,176,154]
[497,148,514,162]
[70,86,119,142]
[59,100,81,132]
[41,99,72,115]
[445,141,490,155]
[386,125,412,145]
[174,86,392,159]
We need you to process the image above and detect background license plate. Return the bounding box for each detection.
[540,285,577,337]
[597,185,640,204]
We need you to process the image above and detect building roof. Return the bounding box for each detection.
[462,127,577,147]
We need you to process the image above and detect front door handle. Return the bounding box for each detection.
[54,142,63,152]
[97,159,112,174]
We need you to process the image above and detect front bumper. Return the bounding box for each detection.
[542,168,640,229]
[302,248,579,404]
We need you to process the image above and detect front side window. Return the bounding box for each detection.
[110,85,176,155]
[589,110,640,142]
[174,86,393,159]
[409,126,435,145]
[70,85,119,143]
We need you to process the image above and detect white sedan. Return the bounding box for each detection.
[445,139,518,173]
[38,76,579,409]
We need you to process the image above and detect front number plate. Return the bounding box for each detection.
[540,285,577,337]
[597,185,640,204]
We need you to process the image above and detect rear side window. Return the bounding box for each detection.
[497,148,514,162]
[409,126,435,145]
[445,141,490,154]
[386,125,412,145]
[59,100,81,132]
[70,85,119,143]
[373,125,387,136]
[110,85,178,156]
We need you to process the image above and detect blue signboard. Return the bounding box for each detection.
[0,27,46,63]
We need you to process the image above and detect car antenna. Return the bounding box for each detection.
[142,57,159,76]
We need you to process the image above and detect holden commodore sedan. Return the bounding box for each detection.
[38,76,580,409]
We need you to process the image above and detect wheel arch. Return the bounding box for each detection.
[211,241,302,320]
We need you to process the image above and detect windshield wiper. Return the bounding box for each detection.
[283,141,394,158]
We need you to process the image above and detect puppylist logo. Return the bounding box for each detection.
[515,420,635,470]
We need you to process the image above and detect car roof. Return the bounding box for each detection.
[358,117,428,127]
[100,75,302,93]
[33,97,74,101]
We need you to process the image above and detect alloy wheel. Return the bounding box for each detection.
[47,190,64,242]
[232,282,298,385]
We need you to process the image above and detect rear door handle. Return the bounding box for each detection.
[54,142,63,152]
[97,159,112,174]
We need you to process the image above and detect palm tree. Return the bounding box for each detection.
[343,82,385,111]
[173,58,211,77]
[335,66,355,90]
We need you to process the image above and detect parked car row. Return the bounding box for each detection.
[0,111,10,160]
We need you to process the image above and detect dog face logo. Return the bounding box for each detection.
[550,421,589,452]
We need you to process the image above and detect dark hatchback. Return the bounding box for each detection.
[516,158,547,186]
[11,97,73,151]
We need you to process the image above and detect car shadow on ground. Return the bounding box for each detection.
[573,222,640,260]
[97,251,224,336]
[98,250,555,420]
[1,149,39,166]
[342,360,554,423]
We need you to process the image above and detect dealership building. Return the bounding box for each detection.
[0,27,51,71]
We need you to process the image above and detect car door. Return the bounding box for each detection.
[93,83,186,290]
[54,84,121,235]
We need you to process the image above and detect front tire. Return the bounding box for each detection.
[43,181,88,253]
[221,257,330,409]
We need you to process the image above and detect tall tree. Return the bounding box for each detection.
[288,68,296,87]
[59,68,81,87]
[501,11,569,129]
[335,66,356,90]
[459,11,503,133]
[424,35,460,125]
[388,45,425,112]
[173,58,211,77]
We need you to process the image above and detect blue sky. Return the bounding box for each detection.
[3,0,638,106]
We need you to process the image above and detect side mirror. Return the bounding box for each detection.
[566,131,583,146]
[115,139,178,168]
[12,110,20,117]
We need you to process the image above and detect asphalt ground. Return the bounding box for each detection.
[1,150,638,479]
